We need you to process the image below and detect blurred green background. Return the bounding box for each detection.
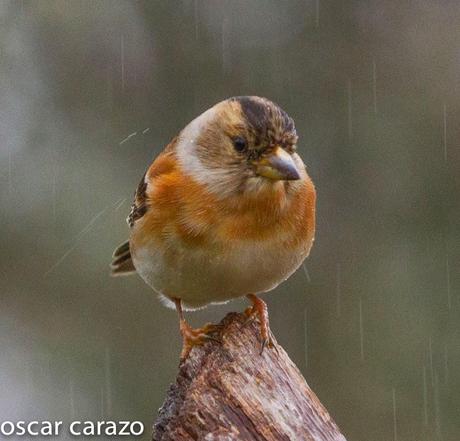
[1,1,459,440]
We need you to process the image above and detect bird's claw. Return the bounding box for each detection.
[259,335,276,355]
[245,295,276,355]
[179,321,222,361]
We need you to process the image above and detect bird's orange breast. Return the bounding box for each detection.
[131,150,316,255]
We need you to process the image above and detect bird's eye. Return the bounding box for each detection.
[232,136,247,153]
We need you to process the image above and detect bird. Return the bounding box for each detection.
[111,96,316,360]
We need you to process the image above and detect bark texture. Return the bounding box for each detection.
[153,312,347,441]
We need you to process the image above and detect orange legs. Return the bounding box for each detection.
[245,294,274,353]
[173,295,273,360]
[173,298,221,361]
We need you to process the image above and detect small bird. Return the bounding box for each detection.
[111,96,316,360]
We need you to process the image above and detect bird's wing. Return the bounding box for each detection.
[110,175,147,276]
[110,240,136,276]
[126,138,178,228]
[111,139,178,277]
[127,170,148,227]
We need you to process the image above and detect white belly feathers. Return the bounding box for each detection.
[131,234,308,310]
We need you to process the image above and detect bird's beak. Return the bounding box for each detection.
[254,147,301,181]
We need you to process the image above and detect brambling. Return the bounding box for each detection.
[111,96,316,360]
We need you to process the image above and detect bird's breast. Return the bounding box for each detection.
[130,165,315,308]
[131,227,312,309]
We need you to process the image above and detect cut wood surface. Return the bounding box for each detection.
[152,312,347,441]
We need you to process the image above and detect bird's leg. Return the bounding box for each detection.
[173,298,221,361]
[245,294,274,353]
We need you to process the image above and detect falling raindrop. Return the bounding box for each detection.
[106,65,114,108]
[359,298,364,361]
[194,0,199,40]
[52,171,57,224]
[119,132,137,145]
[121,35,125,92]
[100,386,105,419]
[392,388,398,441]
[303,307,308,370]
[347,80,353,140]
[428,336,434,387]
[434,372,442,440]
[69,379,76,419]
[114,198,126,211]
[44,206,108,276]
[422,365,428,426]
[302,262,311,283]
[446,256,451,310]
[142,127,150,135]
[105,347,112,417]
[443,104,447,162]
[336,263,341,317]
[8,145,12,195]
[222,18,231,76]
[372,59,377,114]
[443,344,449,385]
[315,0,320,28]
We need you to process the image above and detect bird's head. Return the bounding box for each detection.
[176,96,305,198]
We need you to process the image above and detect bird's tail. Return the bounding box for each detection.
[110,240,136,276]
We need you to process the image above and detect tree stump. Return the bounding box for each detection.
[152,312,347,441]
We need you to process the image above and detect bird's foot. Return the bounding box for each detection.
[244,294,275,354]
[179,320,221,361]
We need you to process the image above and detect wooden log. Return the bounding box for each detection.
[152,312,347,441]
